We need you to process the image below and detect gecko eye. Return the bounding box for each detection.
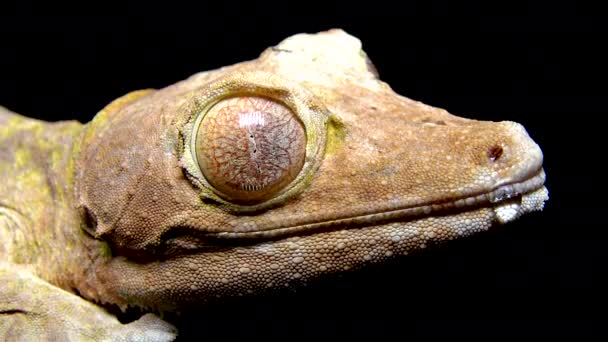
[182,72,329,210]
[194,96,307,202]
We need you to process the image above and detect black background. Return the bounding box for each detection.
[2,2,605,338]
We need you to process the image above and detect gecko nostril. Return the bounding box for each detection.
[488,145,504,162]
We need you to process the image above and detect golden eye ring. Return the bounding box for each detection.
[195,95,306,203]
[180,72,330,211]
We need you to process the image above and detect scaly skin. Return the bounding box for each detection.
[0,29,548,340]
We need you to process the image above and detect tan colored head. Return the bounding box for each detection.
[75,29,547,310]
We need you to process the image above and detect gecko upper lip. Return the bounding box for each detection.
[481,168,545,204]
[210,169,547,240]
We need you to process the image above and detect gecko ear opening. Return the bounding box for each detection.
[79,205,98,237]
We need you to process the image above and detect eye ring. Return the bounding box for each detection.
[180,72,330,212]
[195,95,306,203]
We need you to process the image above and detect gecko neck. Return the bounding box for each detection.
[0,112,111,303]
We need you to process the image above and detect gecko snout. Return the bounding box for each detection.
[486,121,544,188]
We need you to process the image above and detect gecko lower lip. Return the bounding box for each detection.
[211,169,547,239]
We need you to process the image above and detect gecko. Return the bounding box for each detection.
[0,29,548,341]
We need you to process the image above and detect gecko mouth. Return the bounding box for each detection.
[208,169,548,240]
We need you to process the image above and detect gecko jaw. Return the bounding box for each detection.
[490,176,548,224]
[210,169,547,239]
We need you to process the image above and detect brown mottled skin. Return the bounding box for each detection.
[0,30,548,340]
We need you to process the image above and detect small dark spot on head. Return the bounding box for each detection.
[271,47,293,53]
[200,197,217,205]
[81,206,98,235]
[488,145,504,162]
[421,118,447,126]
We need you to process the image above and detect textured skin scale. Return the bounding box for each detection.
[0,30,548,340]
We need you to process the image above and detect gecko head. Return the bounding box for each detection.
[75,29,547,311]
